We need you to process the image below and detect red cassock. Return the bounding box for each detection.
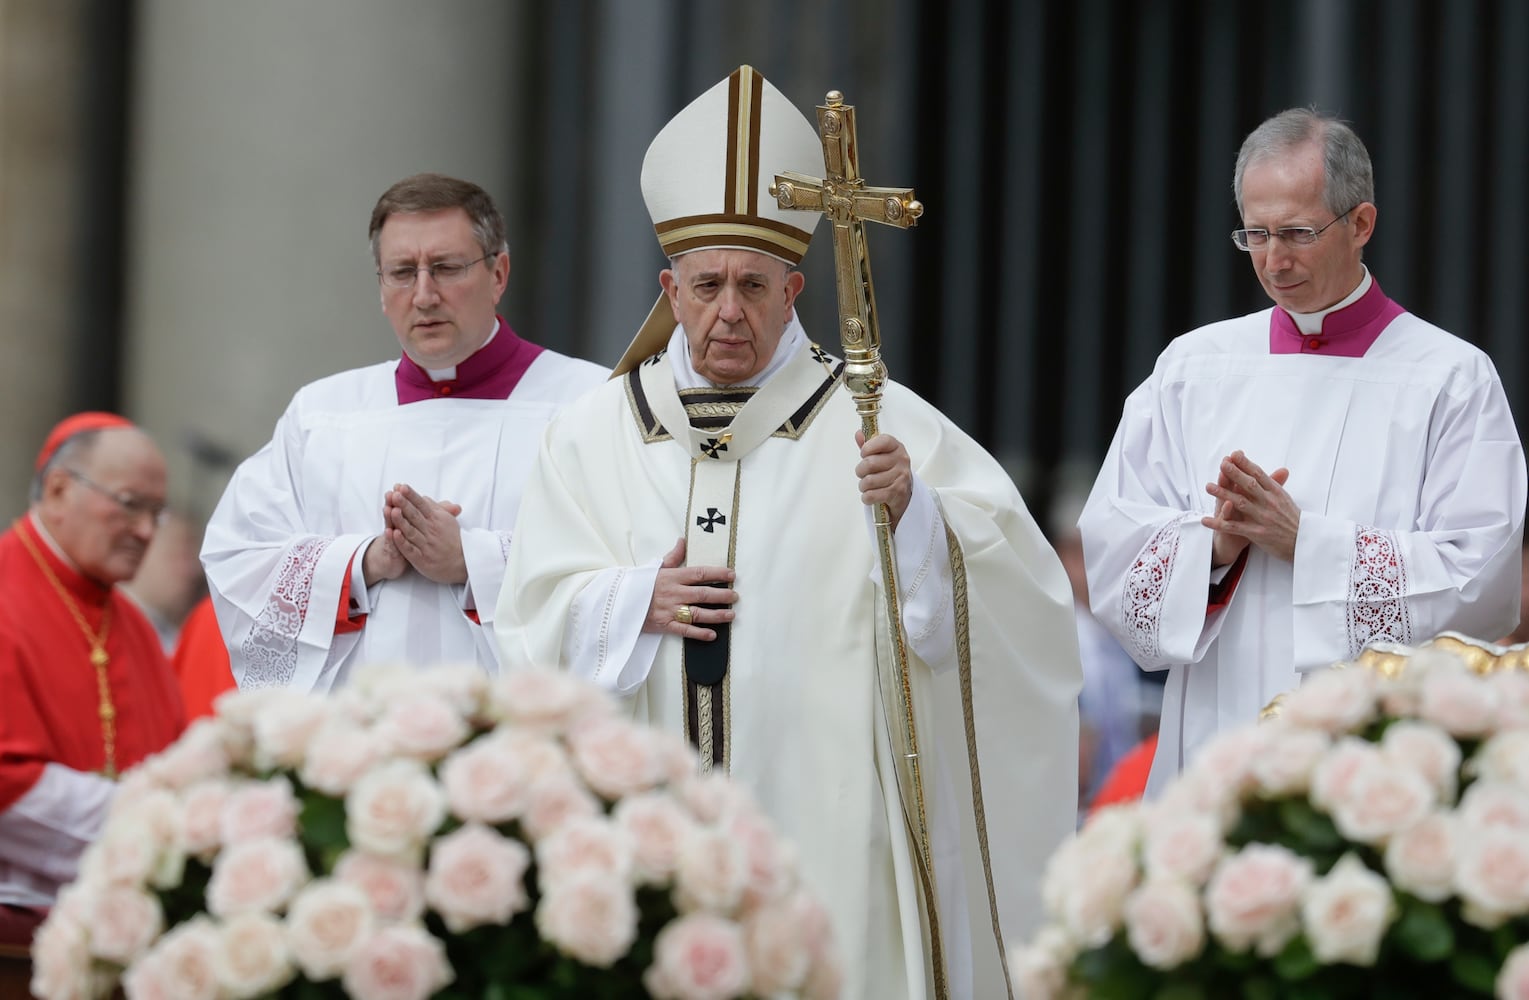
[170,595,237,720]
[0,516,185,813]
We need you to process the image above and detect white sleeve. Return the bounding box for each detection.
[201,399,368,693]
[563,562,664,694]
[1290,373,1526,670]
[0,764,114,885]
[1079,378,1229,670]
[458,526,513,621]
[863,478,958,672]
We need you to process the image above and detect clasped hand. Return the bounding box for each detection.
[362,483,468,585]
[1202,450,1300,565]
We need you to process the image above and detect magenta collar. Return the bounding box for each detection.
[1269,278,1404,357]
[394,317,545,403]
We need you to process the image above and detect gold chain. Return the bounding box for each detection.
[13,521,117,778]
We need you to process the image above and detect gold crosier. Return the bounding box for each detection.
[770,92,947,996]
[14,521,119,778]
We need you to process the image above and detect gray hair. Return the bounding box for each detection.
[1233,108,1374,218]
[29,432,100,504]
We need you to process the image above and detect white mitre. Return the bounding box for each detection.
[612,64,824,376]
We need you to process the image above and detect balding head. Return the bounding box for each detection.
[33,426,169,586]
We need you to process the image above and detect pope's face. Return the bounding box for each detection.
[42,429,168,585]
[377,207,509,369]
[661,249,805,386]
[1239,142,1374,315]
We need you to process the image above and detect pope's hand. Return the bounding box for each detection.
[385,484,468,584]
[645,537,737,640]
[855,431,914,532]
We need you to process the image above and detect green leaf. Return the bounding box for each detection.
[1240,977,1280,1000]
[1273,936,1320,981]
[298,792,349,855]
[1450,951,1499,994]
[1391,899,1454,962]
[1277,799,1343,851]
[1152,984,1210,1000]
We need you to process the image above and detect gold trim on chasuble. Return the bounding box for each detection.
[945,520,1015,1000]
[622,343,845,774]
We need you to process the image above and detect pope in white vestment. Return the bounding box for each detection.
[1079,111,1526,795]
[496,66,1081,1000]
[203,174,607,693]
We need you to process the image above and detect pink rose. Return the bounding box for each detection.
[214,911,295,998]
[1205,844,1313,955]
[424,823,532,932]
[177,780,232,859]
[1419,669,1498,739]
[1490,671,1529,731]
[1310,737,1384,813]
[675,827,749,915]
[1299,854,1395,966]
[438,732,536,824]
[146,916,222,1000]
[567,716,668,800]
[374,692,470,762]
[1458,781,1529,833]
[219,776,299,845]
[1281,667,1378,734]
[676,773,753,826]
[142,718,231,790]
[345,759,447,859]
[1252,727,1332,797]
[1381,721,1462,803]
[86,815,162,887]
[1123,878,1205,970]
[1497,942,1529,1000]
[535,874,641,967]
[213,688,292,765]
[29,913,92,1000]
[206,837,309,918]
[643,912,751,1000]
[1328,754,1434,845]
[1056,843,1138,948]
[1182,727,1272,804]
[1142,809,1223,887]
[727,808,793,907]
[741,892,815,994]
[614,791,696,884]
[487,669,613,733]
[535,817,634,893]
[1007,926,1074,1000]
[120,954,176,1000]
[339,924,453,1000]
[519,773,602,843]
[285,879,376,980]
[251,692,332,770]
[88,885,163,965]
[334,850,426,923]
[1473,731,1529,793]
[1455,827,1529,928]
[299,717,386,797]
[1384,812,1458,903]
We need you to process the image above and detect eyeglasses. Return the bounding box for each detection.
[1230,206,1357,251]
[377,253,495,289]
[64,468,168,524]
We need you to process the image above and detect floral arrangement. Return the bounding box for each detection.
[31,664,841,1000]
[1010,634,1529,1000]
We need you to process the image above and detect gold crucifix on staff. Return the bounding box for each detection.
[770,91,949,999]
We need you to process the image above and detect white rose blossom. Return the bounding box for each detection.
[1123,878,1205,969]
[1299,854,1396,966]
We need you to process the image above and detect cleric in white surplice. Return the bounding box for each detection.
[202,174,607,692]
[495,67,1082,1000]
[1079,108,1526,797]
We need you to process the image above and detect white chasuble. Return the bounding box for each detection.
[1080,309,1525,794]
[203,351,606,693]
[498,335,1082,1000]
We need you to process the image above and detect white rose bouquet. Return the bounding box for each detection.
[1010,634,1529,1000]
[31,665,841,1000]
